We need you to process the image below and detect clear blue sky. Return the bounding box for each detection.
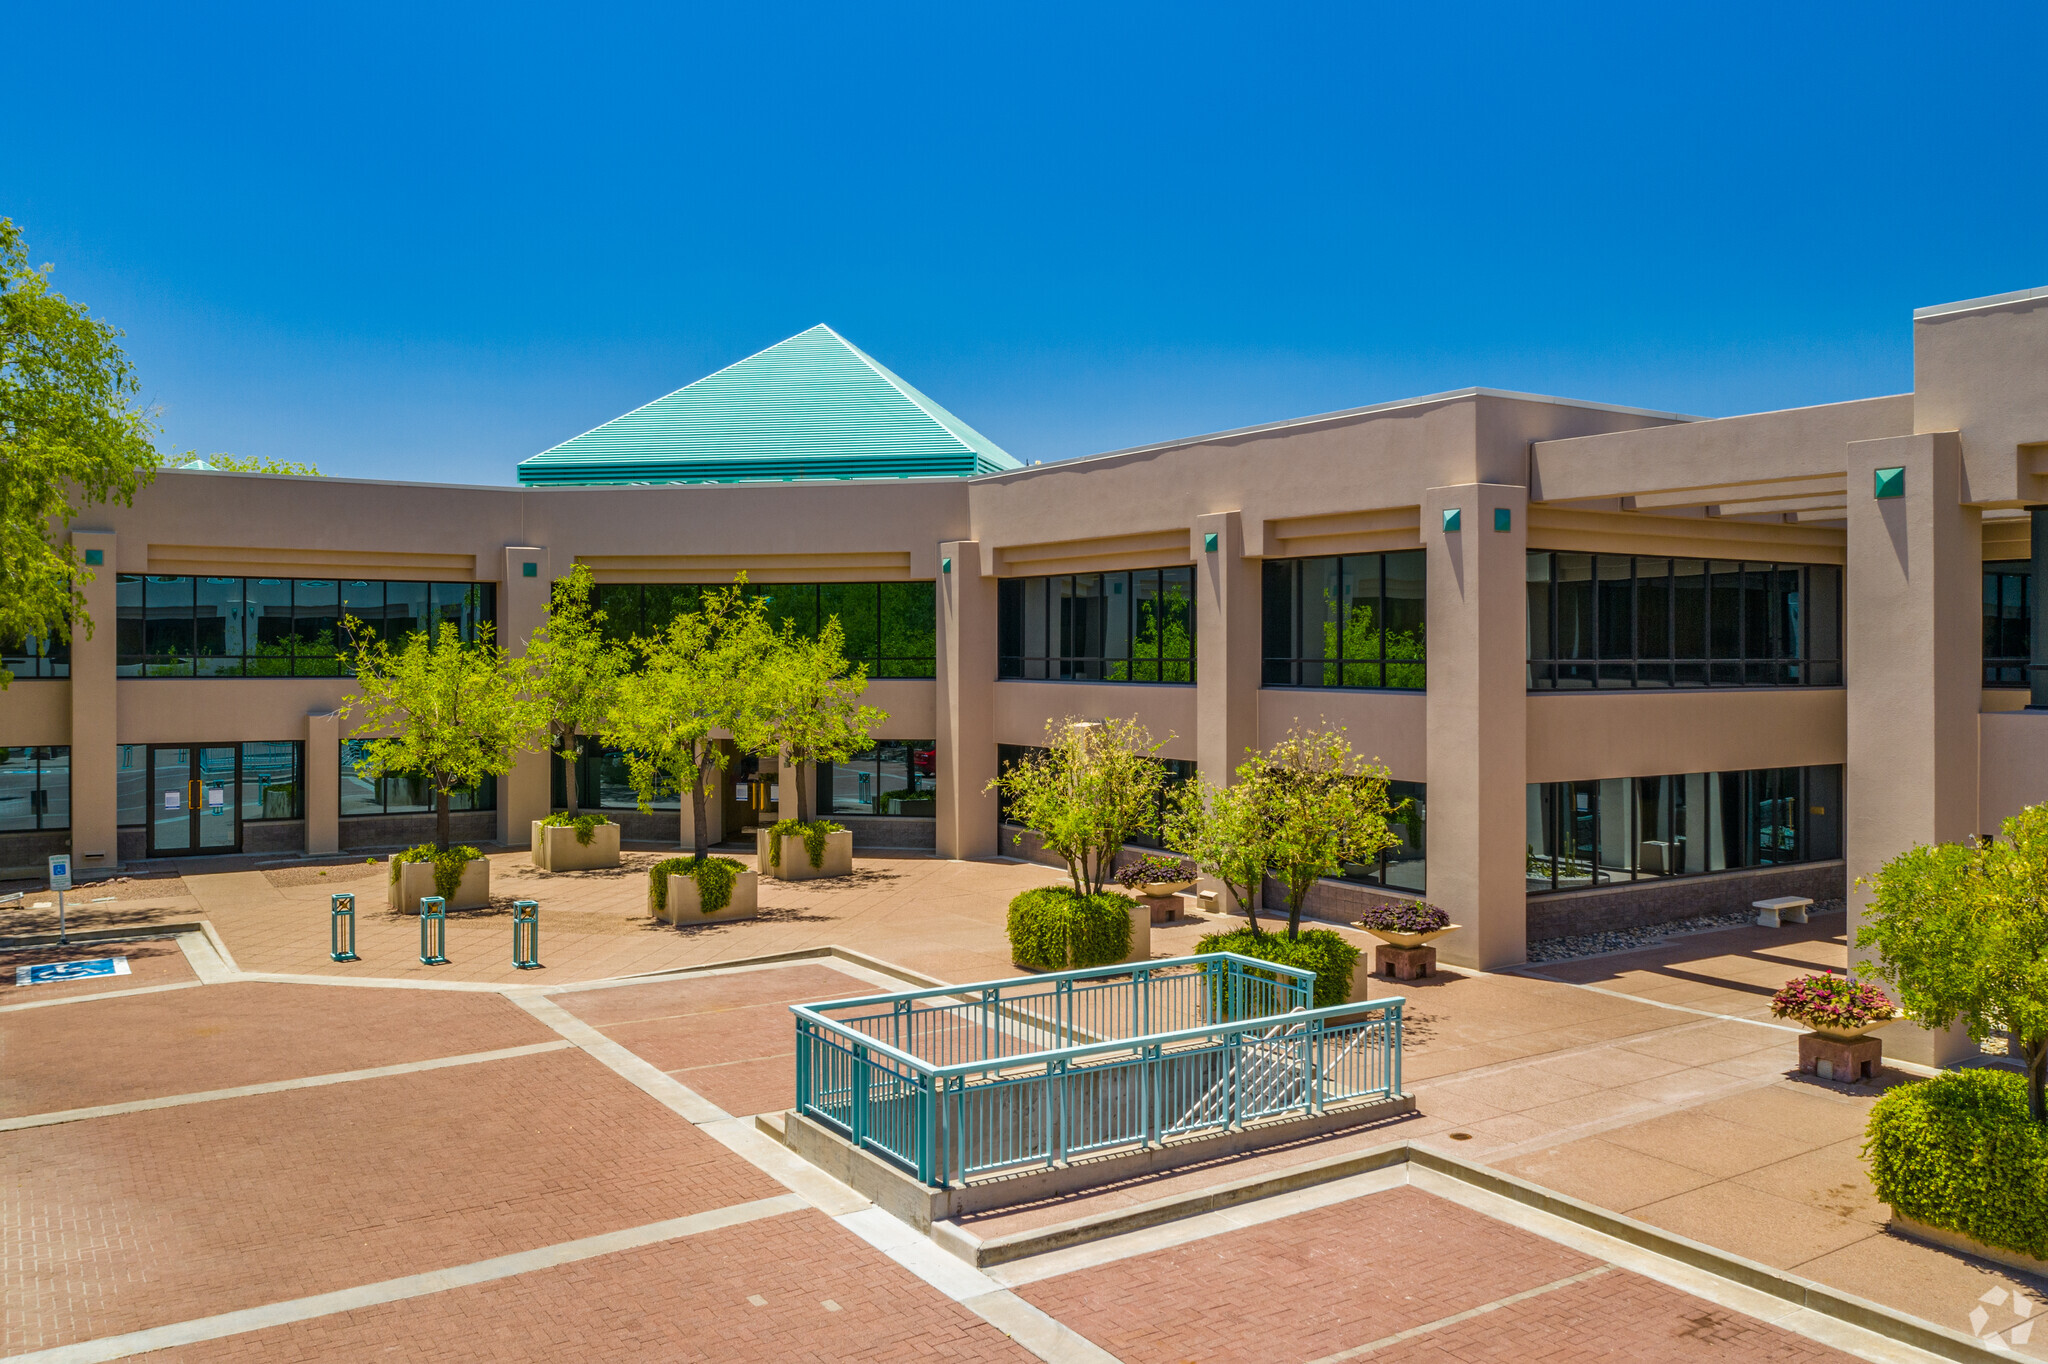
[7,2,2045,485]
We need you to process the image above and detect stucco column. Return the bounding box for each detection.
[305,711,340,855]
[2030,506,2048,709]
[68,530,119,871]
[1193,511,1260,906]
[1846,432,1979,1067]
[500,546,552,844]
[1423,484,1528,969]
[936,540,998,859]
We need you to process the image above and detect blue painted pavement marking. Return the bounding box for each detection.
[14,957,132,986]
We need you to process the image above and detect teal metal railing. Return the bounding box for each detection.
[792,953,1404,1188]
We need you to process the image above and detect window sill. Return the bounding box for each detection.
[995,677,1195,688]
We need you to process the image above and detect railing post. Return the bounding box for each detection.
[1057,976,1073,1047]
[1144,1042,1161,1147]
[1305,1018,1320,1116]
[982,986,997,1062]
[512,899,540,969]
[418,895,448,966]
[853,1043,870,1152]
[1390,1000,1404,1095]
[794,1018,810,1115]
[917,1070,933,1186]
[329,892,358,962]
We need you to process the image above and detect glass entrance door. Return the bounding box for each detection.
[147,745,241,856]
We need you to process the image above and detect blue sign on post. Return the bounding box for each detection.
[16,957,130,987]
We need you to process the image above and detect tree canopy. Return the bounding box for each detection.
[987,716,1170,896]
[525,564,628,816]
[1245,726,1400,939]
[1164,771,1272,930]
[0,218,160,687]
[752,612,884,823]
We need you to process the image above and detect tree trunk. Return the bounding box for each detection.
[2027,1033,2047,1124]
[1234,878,1262,934]
[689,754,711,860]
[791,758,807,823]
[563,731,580,817]
[1286,881,1306,940]
[436,788,451,851]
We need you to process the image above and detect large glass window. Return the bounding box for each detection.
[1262,551,1425,690]
[994,744,1196,846]
[550,744,679,810]
[997,567,1195,682]
[1527,552,1840,689]
[1,630,69,679]
[591,581,935,678]
[1986,560,2032,687]
[341,741,496,816]
[240,742,305,821]
[1338,781,1425,892]
[1525,764,1842,892]
[818,741,937,816]
[117,575,494,677]
[0,747,69,831]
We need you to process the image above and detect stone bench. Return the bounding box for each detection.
[1753,896,1812,928]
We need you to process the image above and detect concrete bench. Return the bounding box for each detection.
[1754,896,1812,928]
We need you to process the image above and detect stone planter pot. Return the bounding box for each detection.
[758,827,853,881]
[1123,897,1151,964]
[530,819,621,872]
[659,868,759,925]
[388,856,490,914]
[1361,925,1459,950]
[1139,879,1196,898]
[1799,1016,1895,1042]
[1139,892,1185,924]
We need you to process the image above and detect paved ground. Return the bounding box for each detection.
[5,851,2045,1360]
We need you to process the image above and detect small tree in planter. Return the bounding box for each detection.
[986,716,1171,895]
[341,616,531,851]
[750,611,885,824]
[601,578,776,860]
[1859,802,2048,1121]
[524,564,627,818]
[1165,771,1273,932]
[1245,725,1400,941]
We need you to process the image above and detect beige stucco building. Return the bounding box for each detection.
[8,288,2048,1062]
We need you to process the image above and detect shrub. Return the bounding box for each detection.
[540,811,610,846]
[1114,854,1195,890]
[390,844,481,903]
[1007,886,1134,970]
[1357,901,1450,934]
[768,818,844,870]
[1771,973,1896,1030]
[1196,926,1360,1010]
[1866,1069,2048,1259]
[649,854,746,916]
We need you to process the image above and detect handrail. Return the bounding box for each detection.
[799,951,1316,1016]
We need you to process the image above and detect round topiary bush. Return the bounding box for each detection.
[1007,886,1134,971]
[1195,926,1360,1010]
[1866,1068,2048,1260]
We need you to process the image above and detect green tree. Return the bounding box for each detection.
[601,578,776,858]
[525,564,628,816]
[751,613,886,823]
[1106,582,1193,683]
[340,619,533,850]
[164,452,323,476]
[1164,771,1273,933]
[986,717,1170,896]
[1320,591,1424,687]
[0,218,160,687]
[1246,726,1400,939]
[1859,803,2048,1122]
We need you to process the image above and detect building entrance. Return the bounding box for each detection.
[147,744,240,857]
[723,754,781,835]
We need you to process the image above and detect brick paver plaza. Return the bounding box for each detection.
[4,848,2043,1361]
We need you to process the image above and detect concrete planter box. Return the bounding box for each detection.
[387,856,490,914]
[1892,1212,2048,1279]
[1123,898,1152,964]
[529,819,621,872]
[758,827,853,881]
[658,868,760,925]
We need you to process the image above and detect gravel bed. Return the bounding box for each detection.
[1526,898,1846,963]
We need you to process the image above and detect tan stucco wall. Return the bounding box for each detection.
[1914,293,2048,505]
[1526,689,1847,783]
[1256,689,1427,782]
[991,682,1198,759]
[1980,710,2048,831]
[0,683,70,746]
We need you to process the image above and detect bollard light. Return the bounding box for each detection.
[512,899,540,970]
[419,895,449,966]
[330,892,359,962]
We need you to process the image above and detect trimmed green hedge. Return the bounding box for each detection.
[1866,1069,2048,1260]
[768,818,844,870]
[390,844,481,903]
[1008,887,1133,971]
[1195,927,1360,1010]
[649,855,746,916]
[540,811,610,845]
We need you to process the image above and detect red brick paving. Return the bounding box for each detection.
[2,1047,781,1352]
[1,938,194,1003]
[0,981,556,1116]
[141,1210,1033,1363]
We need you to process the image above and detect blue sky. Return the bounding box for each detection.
[7,2,2045,485]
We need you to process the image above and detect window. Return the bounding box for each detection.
[341,741,496,816]
[998,567,1195,682]
[1,630,69,679]
[1339,781,1425,892]
[994,743,1195,845]
[117,576,494,677]
[592,581,935,678]
[1525,765,1842,892]
[1262,552,1425,690]
[818,741,937,816]
[1986,560,2031,687]
[551,744,679,810]
[0,747,69,831]
[1526,552,1840,689]
[240,742,305,821]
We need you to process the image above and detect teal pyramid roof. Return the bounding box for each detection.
[516,325,1019,486]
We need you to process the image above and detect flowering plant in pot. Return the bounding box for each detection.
[1356,900,1456,948]
[1114,853,1197,897]
[1770,973,1897,1040]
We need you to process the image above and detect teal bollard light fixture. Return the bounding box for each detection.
[329,892,359,962]
[513,899,541,970]
[419,895,449,965]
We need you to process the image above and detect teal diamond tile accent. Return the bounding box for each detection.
[1873,466,1906,500]
[1442,508,1462,533]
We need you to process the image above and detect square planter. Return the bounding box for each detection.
[659,868,760,925]
[757,827,853,881]
[530,819,621,872]
[1123,898,1151,964]
[388,856,490,914]
[1139,892,1186,924]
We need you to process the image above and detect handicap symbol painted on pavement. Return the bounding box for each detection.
[15,958,132,986]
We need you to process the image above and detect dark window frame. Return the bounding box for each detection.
[816,741,938,818]
[591,581,936,679]
[0,745,70,831]
[1261,552,1427,691]
[996,567,1196,684]
[1985,559,2032,687]
[340,740,498,817]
